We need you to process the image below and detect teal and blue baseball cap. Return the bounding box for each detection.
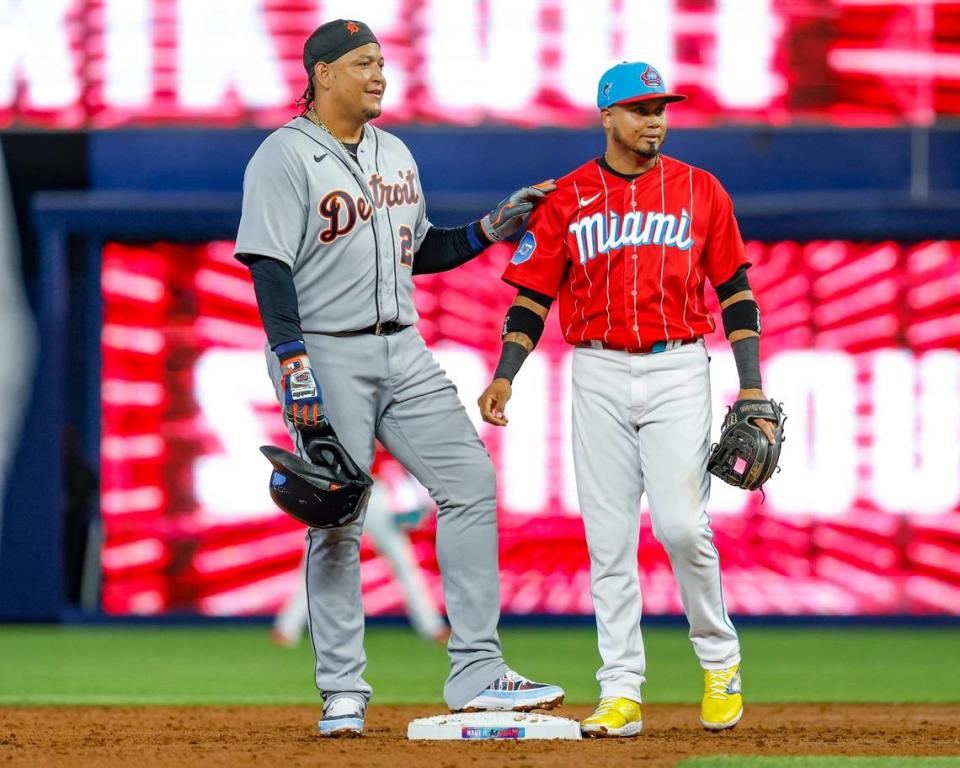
[596,62,686,109]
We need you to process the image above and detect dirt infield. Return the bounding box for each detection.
[2,704,958,767]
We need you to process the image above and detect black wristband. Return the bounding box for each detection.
[731,335,763,390]
[493,341,530,384]
[722,299,761,337]
[502,305,546,346]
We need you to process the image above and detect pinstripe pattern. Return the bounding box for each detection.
[657,158,670,341]
[597,164,613,343]
[679,166,696,337]
[571,181,592,341]
[502,155,746,350]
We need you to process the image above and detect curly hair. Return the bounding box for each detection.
[295,79,315,115]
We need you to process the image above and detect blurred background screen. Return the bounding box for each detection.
[2,0,959,128]
[98,239,960,617]
[2,0,960,623]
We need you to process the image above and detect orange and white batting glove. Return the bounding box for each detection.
[276,340,325,430]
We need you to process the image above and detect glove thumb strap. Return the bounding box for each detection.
[479,214,503,243]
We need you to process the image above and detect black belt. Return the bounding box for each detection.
[325,321,409,337]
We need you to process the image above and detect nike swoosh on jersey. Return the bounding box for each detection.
[314,153,327,163]
[579,192,601,207]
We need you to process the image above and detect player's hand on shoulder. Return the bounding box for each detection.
[480,179,557,243]
[736,388,777,443]
[276,340,326,430]
[478,379,513,427]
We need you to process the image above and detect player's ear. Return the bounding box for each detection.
[313,61,333,90]
[600,108,612,129]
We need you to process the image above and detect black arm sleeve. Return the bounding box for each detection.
[241,254,304,349]
[493,341,530,384]
[714,265,750,302]
[411,221,489,275]
[517,286,554,308]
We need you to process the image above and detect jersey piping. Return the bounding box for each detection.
[629,176,641,347]
[374,128,401,324]
[282,122,383,329]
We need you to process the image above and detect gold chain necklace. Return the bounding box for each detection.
[307,109,356,159]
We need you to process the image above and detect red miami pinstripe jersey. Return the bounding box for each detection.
[501,155,748,349]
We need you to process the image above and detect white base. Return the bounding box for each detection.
[407,711,582,741]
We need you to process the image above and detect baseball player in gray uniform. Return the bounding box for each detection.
[234,19,563,737]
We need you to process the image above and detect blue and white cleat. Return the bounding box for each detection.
[318,695,365,738]
[456,670,565,712]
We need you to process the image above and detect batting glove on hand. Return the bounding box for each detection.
[276,341,325,430]
[480,180,556,242]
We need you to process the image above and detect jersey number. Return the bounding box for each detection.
[399,225,414,268]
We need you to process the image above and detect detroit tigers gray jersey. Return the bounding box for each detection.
[235,116,430,332]
[237,114,518,711]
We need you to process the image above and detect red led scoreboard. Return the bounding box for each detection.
[99,240,960,617]
[3,0,960,128]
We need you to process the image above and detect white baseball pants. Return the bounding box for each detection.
[571,340,740,701]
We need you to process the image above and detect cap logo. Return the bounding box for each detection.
[640,65,663,88]
[602,81,612,98]
[345,21,360,35]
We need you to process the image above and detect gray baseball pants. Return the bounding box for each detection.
[267,326,508,710]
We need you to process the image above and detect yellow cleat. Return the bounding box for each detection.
[701,664,744,731]
[580,696,642,738]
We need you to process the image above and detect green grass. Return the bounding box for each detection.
[679,759,960,767]
[0,625,957,706]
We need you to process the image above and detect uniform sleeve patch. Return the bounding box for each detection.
[511,231,537,265]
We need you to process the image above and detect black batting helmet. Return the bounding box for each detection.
[260,432,372,529]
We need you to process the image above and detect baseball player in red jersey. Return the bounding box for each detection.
[478,62,777,737]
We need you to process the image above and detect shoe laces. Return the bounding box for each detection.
[592,697,621,715]
[325,696,364,718]
[492,669,535,689]
[706,668,737,699]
